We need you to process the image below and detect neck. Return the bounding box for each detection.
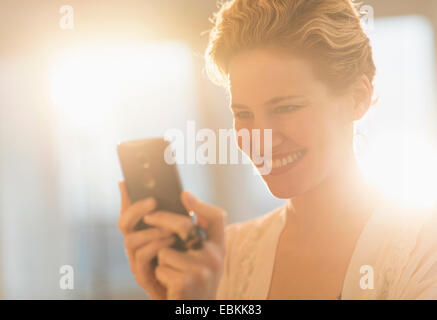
[287,150,380,232]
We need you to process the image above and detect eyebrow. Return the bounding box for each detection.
[230,95,305,110]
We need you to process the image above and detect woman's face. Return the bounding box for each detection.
[228,48,356,199]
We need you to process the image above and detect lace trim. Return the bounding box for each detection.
[233,209,282,299]
[375,211,430,299]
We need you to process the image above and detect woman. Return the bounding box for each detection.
[118,0,437,299]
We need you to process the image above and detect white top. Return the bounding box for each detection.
[216,198,437,299]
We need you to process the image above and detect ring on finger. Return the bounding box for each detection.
[183,211,208,250]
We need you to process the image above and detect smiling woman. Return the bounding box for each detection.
[117,0,437,300]
[201,0,437,300]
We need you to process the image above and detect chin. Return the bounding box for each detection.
[267,187,295,199]
[262,175,305,199]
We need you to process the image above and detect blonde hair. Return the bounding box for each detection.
[205,0,376,94]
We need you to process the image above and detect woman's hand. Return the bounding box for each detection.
[118,181,227,300]
[118,181,176,299]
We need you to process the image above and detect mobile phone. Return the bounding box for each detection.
[117,137,188,251]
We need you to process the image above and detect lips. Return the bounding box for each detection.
[255,149,307,175]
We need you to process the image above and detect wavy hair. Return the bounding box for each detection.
[205,0,376,94]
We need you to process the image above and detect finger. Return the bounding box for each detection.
[118,197,157,235]
[143,211,195,242]
[125,227,174,254]
[156,246,201,272]
[125,247,135,273]
[134,236,176,272]
[180,191,226,246]
[119,181,131,213]
[160,241,222,273]
[154,265,185,299]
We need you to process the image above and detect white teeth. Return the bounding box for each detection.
[268,150,305,169]
[274,159,282,167]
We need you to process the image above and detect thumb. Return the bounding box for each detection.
[180,191,227,246]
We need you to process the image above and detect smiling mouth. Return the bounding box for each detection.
[256,149,307,174]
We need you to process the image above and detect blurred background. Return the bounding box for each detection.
[0,0,436,299]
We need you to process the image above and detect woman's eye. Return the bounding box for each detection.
[273,105,300,114]
[234,111,254,120]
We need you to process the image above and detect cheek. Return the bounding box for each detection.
[312,108,349,162]
[279,109,318,147]
[233,122,250,155]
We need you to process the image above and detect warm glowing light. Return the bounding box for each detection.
[356,16,437,211]
[50,42,193,130]
[358,132,437,209]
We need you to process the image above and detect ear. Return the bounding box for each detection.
[352,74,373,121]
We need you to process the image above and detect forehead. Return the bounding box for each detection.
[228,48,323,104]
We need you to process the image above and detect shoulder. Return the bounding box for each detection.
[400,205,437,299]
[216,205,285,299]
[224,205,285,250]
[372,198,437,299]
[370,197,436,243]
[224,205,285,263]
